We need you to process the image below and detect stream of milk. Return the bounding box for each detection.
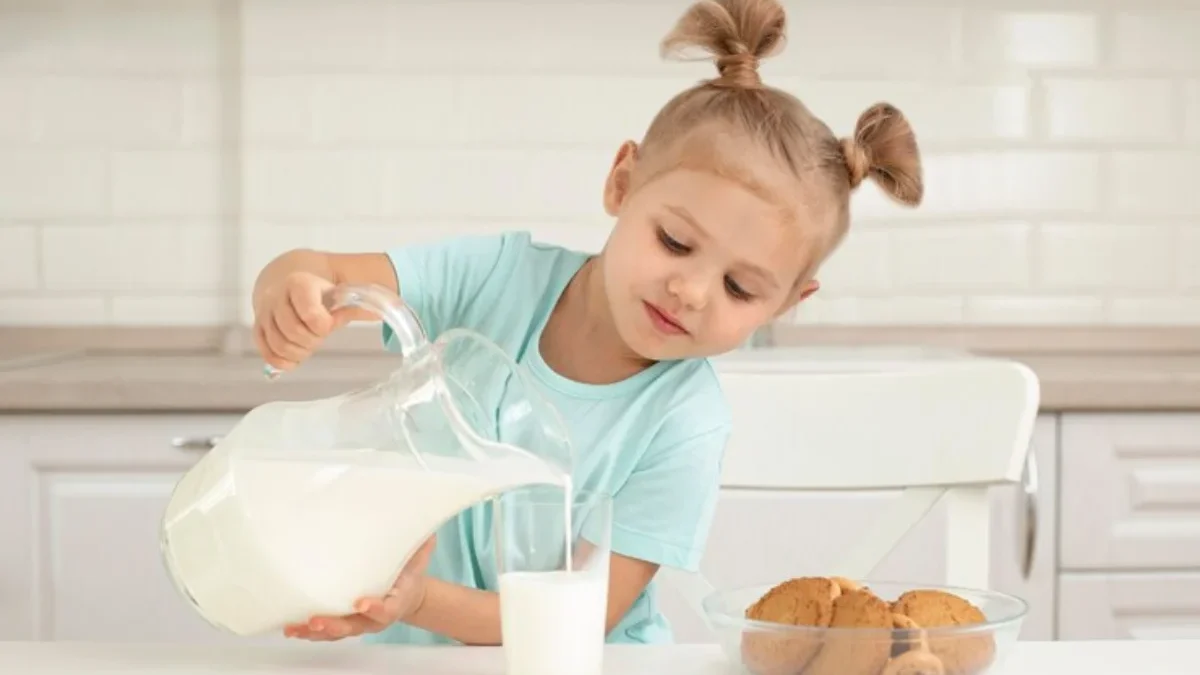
[161,447,568,636]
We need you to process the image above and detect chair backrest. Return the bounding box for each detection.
[660,349,1041,622]
[713,352,1040,490]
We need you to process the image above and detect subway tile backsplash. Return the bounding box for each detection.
[1042,78,1177,142]
[0,0,1197,326]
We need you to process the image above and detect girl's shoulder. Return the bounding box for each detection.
[645,357,733,436]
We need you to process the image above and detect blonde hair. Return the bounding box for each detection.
[638,0,923,278]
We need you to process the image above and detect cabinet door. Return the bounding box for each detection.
[0,414,287,644]
[659,414,1058,643]
[1061,413,1200,570]
[1059,572,1200,640]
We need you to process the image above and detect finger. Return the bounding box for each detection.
[343,613,389,635]
[378,589,415,623]
[311,614,384,639]
[288,284,335,336]
[273,300,320,349]
[256,322,296,372]
[283,623,314,639]
[354,597,399,626]
[284,624,330,641]
[330,306,358,329]
[303,616,351,640]
[259,313,296,365]
[264,309,309,364]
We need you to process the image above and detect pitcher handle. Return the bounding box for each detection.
[262,283,427,379]
[324,284,427,358]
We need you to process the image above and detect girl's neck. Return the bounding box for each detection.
[539,256,655,386]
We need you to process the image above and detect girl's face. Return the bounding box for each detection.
[598,142,822,362]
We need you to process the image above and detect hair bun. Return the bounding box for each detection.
[841,102,924,206]
[661,0,787,90]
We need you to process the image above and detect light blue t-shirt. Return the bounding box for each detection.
[363,231,731,646]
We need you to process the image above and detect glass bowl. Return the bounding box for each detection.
[701,580,1028,675]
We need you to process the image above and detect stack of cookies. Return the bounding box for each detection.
[739,577,995,675]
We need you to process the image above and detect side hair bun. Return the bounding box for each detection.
[661,0,787,90]
[841,103,923,207]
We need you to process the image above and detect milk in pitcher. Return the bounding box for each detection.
[161,446,566,636]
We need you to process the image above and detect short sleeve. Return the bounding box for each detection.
[609,423,731,572]
[381,232,526,349]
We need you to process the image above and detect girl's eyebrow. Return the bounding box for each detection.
[737,263,780,290]
[665,204,780,290]
[665,204,705,235]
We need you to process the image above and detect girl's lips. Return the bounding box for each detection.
[643,301,687,335]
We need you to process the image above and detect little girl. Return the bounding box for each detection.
[251,0,922,647]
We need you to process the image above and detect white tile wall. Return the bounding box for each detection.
[963,12,1100,68]
[0,0,1197,326]
[0,0,232,325]
[1187,81,1200,143]
[1042,78,1175,143]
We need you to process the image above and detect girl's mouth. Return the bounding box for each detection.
[643,301,688,335]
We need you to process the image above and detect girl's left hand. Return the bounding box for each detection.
[284,535,437,641]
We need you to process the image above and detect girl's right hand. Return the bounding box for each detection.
[253,271,352,373]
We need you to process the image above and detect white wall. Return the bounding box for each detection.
[0,0,1197,327]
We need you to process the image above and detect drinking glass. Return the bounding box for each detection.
[494,486,613,675]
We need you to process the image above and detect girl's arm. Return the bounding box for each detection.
[251,249,396,323]
[250,249,397,369]
[406,552,660,645]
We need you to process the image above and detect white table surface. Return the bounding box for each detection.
[0,640,1197,674]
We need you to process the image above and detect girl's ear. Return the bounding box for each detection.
[775,279,819,317]
[604,141,639,216]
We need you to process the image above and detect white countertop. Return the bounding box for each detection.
[3,344,1200,413]
[1,640,1197,674]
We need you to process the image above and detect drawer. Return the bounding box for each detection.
[1060,413,1200,570]
[1059,572,1200,640]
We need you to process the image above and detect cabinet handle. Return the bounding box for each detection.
[170,436,222,452]
[1018,450,1039,579]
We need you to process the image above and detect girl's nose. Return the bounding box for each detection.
[667,274,709,311]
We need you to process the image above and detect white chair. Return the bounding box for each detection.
[661,348,1041,621]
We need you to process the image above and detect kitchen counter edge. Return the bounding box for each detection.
[1,350,1199,413]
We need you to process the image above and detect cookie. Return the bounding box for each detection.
[831,576,864,593]
[882,613,945,675]
[891,612,926,657]
[746,577,841,626]
[891,590,987,627]
[803,589,894,675]
[739,577,839,675]
[881,648,946,675]
[890,590,994,675]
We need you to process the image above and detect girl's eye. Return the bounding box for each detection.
[656,226,690,254]
[725,276,753,301]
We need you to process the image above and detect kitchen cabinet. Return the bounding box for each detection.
[0,412,1056,645]
[1057,413,1200,640]
[1058,572,1200,640]
[1060,414,1200,571]
[0,414,285,644]
[3,411,1198,645]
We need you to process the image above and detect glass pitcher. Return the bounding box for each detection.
[159,283,575,637]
